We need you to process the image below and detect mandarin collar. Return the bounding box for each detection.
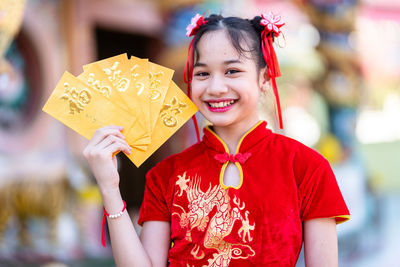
[202,121,271,154]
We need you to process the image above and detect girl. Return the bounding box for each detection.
[83,13,350,267]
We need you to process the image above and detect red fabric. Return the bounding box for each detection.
[214,152,252,164]
[138,121,350,266]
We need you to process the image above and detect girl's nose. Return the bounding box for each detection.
[206,74,228,96]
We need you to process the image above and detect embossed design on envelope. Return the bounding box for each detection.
[60,82,91,114]
[87,73,112,97]
[130,64,139,80]
[103,61,130,92]
[159,96,187,127]
[149,71,164,101]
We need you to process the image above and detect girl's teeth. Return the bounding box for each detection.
[209,100,235,108]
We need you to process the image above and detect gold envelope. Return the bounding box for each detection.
[77,64,129,113]
[42,71,144,148]
[128,81,198,167]
[128,56,152,135]
[84,54,152,145]
[145,59,175,132]
[77,63,149,149]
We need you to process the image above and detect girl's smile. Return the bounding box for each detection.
[205,98,238,112]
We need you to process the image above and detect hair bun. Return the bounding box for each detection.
[206,14,223,23]
[250,16,264,34]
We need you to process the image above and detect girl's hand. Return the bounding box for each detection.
[83,126,132,194]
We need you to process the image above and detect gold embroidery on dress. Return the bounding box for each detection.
[60,82,91,114]
[173,172,256,266]
[191,244,205,259]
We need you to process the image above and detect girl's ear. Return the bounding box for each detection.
[258,66,270,92]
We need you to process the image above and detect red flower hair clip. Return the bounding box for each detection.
[260,12,285,129]
[260,12,285,37]
[186,13,207,37]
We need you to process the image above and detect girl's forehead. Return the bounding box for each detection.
[196,30,251,62]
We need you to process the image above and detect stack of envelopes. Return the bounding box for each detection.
[43,53,198,167]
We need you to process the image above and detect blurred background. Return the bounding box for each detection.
[0,0,399,266]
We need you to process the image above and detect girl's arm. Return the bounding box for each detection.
[140,221,171,266]
[102,188,170,267]
[303,218,338,267]
[83,126,170,267]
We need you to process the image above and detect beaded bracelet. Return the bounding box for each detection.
[101,200,126,247]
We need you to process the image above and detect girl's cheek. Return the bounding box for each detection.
[190,86,201,103]
[191,96,203,110]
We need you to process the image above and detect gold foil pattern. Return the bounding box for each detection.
[160,96,187,127]
[60,82,91,114]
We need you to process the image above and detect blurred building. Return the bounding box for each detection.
[0,0,399,266]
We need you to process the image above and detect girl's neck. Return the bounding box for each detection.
[212,117,260,153]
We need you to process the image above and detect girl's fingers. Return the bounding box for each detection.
[84,138,131,161]
[96,134,128,150]
[83,126,129,159]
[96,135,131,155]
[103,140,132,156]
[89,126,125,147]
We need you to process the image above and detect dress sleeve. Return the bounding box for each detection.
[299,158,350,224]
[137,164,171,226]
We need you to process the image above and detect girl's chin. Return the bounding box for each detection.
[201,114,237,127]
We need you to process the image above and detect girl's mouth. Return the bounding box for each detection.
[205,99,238,112]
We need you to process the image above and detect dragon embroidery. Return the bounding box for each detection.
[172,172,255,266]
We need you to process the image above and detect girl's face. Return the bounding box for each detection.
[191,30,268,129]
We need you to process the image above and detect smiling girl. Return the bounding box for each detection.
[83,13,350,267]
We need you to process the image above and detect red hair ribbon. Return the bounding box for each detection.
[214,152,252,164]
[101,200,126,247]
[184,13,208,143]
[260,12,285,129]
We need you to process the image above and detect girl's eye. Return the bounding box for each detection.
[194,72,209,77]
[226,69,240,75]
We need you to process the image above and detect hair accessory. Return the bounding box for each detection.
[260,13,285,36]
[214,152,252,164]
[184,13,208,143]
[101,200,126,247]
[186,13,207,37]
[260,12,285,129]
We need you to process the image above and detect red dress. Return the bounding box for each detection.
[138,121,350,266]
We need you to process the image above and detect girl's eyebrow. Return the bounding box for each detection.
[223,59,242,65]
[194,62,206,68]
[194,59,242,68]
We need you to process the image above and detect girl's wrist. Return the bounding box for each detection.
[100,186,122,207]
[98,180,120,196]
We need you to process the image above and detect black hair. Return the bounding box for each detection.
[192,14,267,70]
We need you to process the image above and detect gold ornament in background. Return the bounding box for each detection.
[0,0,26,60]
[0,175,72,246]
